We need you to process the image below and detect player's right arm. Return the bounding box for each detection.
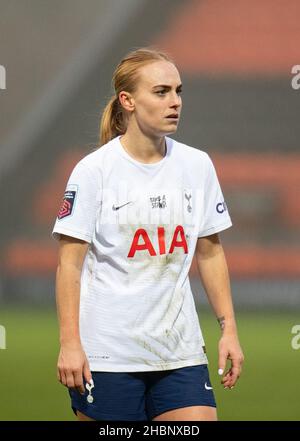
[55,233,92,395]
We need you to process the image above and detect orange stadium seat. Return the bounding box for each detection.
[31,150,85,225]
[152,0,300,75]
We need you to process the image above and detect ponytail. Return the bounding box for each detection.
[99,95,127,146]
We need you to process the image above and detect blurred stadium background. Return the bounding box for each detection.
[0,0,299,421]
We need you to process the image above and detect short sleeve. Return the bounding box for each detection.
[198,153,232,237]
[52,161,101,243]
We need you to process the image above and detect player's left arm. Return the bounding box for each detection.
[195,232,244,389]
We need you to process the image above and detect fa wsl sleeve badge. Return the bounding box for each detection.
[57,185,77,220]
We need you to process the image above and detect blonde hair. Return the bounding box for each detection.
[99,47,174,146]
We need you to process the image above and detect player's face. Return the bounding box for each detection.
[131,61,182,137]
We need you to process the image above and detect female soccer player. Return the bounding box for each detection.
[52,47,244,421]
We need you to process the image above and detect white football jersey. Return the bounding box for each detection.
[52,135,232,372]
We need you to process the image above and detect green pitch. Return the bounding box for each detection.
[0,308,299,421]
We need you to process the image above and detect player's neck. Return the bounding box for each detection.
[119,129,166,164]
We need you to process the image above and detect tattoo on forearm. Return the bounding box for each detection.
[217,316,225,331]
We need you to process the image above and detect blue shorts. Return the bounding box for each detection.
[68,364,216,421]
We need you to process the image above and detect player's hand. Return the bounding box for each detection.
[57,341,93,395]
[218,334,244,389]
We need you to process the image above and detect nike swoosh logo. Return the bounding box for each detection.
[112,201,132,211]
[205,382,213,390]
